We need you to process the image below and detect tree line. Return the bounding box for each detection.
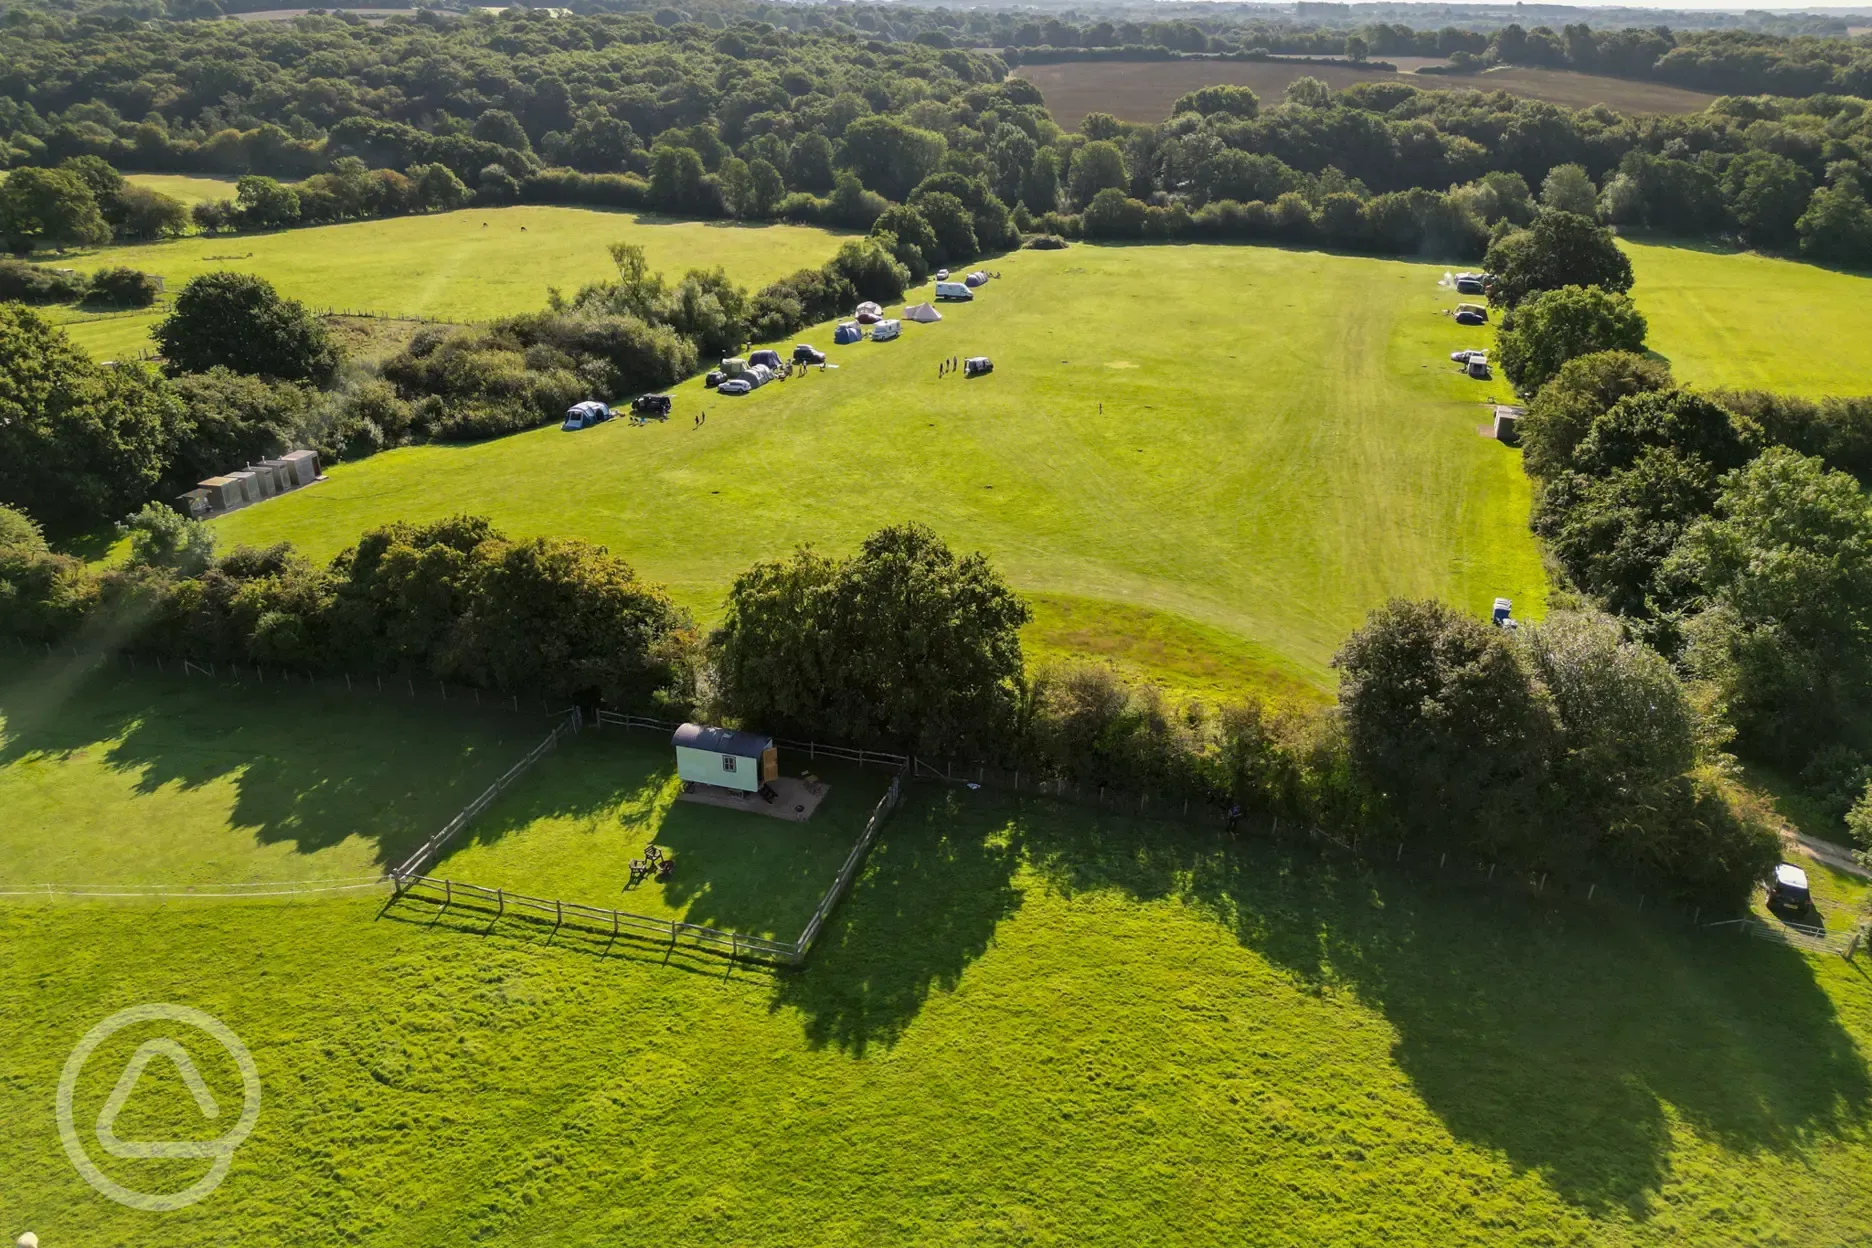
[3,6,1870,266]
[0,506,1782,909]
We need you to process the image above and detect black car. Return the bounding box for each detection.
[632,394,673,418]
[704,370,726,388]
[792,344,825,365]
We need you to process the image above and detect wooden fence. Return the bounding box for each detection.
[390,772,905,966]
[388,711,579,882]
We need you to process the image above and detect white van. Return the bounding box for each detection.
[871,319,901,341]
[934,281,973,301]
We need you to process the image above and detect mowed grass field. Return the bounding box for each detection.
[213,242,1542,695]
[1623,238,1872,396]
[0,655,535,885]
[0,660,1867,1247]
[1018,60,1717,129]
[39,204,850,360]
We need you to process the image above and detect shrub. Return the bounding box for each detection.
[83,266,160,309]
[0,258,86,304]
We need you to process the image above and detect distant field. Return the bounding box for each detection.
[1017,59,1718,129]
[1623,239,1872,397]
[38,205,850,359]
[212,241,1544,694]
[125,172,242,205]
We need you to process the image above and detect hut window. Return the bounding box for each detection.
[721,755,737,772]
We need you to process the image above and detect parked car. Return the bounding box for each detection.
[935,268,949,280]
[1455,277,1486,295]
[1767,863,1813,915]
[717,378,752,396]
[935,281,973,301]
[1454,308,1488,326]
[704,369,725,388]
[963,356,993,377]
[792,343,825,364]
[561,400,609,431]
[1450,349,1481,363]
[632,394,673,419]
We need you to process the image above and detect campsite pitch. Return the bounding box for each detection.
[214,241,1545,694]
[1,778,1867,1246]
[41,205,851,359]
[428,732,896,940]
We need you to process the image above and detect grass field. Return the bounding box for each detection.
[0,655,535,885]
[2,742,1868,1245]
[430,734,895,939]
[1623,238,1872,397]
[209,241,1541,695]
[124,172,243,206]
[1017,60,1718,129]
[37,205,850,360]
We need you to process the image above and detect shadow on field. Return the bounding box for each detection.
[783,781,1871,1211]
[770,786,1026,1055]
[1013,802,1872,1217]
[0,657,522,871]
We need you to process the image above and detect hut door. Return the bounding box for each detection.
[761,747,779,782]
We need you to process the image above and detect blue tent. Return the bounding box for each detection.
[833,321,863,345]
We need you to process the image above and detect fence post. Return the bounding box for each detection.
[444,879,452,907]
[1587,883,1596,902]
[408,678,415,697]
[554,899,562,931]
[496,888,504,919]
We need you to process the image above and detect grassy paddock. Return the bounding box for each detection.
[0,655,537,885]
[38,205,850,359]
[214,241,1544,692]
[429,731,896,939]
[125,172,244,206]
[1623,238,1872,396]
[0,783,1866,1245]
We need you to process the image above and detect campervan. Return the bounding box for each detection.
[935,281,973,301]
[870,318,902,342]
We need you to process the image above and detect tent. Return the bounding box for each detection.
[833,321,863,344]
[854,300,884,324]
[904,302,942,323]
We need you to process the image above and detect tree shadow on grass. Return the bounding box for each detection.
[1017,806,1872,1217]
[769,785,1026,1055]
[0,657,529,873]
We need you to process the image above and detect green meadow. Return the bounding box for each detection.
[39,204,850,360]
[214,241,1543,693]
[1,658,1868,1247]
[1623,238,1872,396]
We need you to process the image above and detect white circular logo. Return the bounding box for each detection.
[56,1004,262,1212]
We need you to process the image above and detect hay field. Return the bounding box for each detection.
[2,719,1867,1247]
[210,241,1544,695]
[1018,59,1718,129]
[1623,239,1872,397]
[40,205,851,359]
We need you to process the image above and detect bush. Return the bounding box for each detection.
[118,501,215,575]
[1517,351,1674,480]
[1024,234,1068,249]
[83,266,160,309]
[0,258,86,304]
[1712,390,1872,482]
